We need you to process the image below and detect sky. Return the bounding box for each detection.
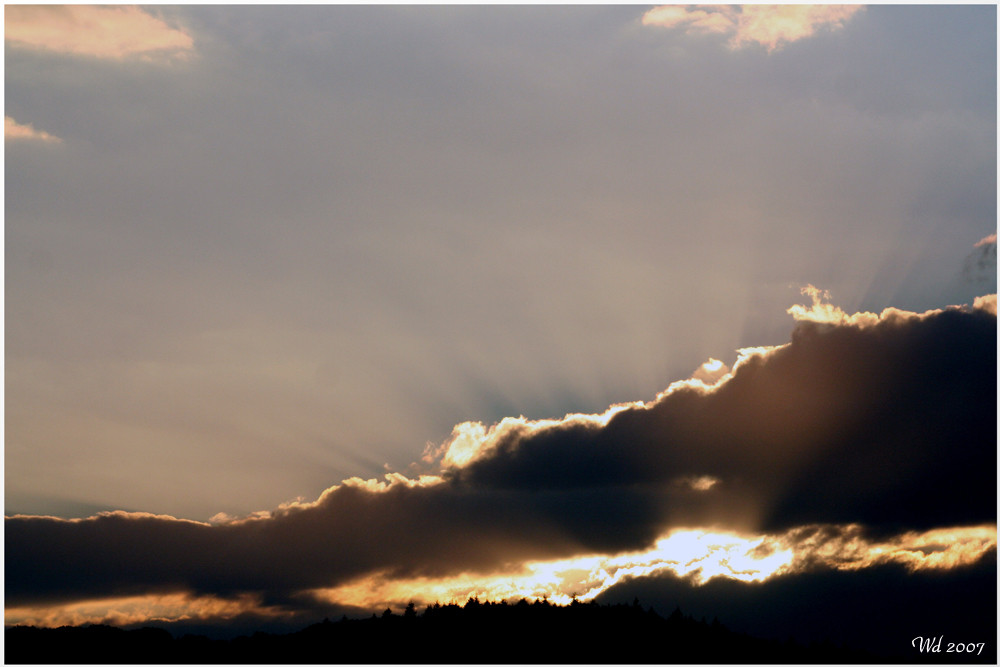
[4,3,997,655]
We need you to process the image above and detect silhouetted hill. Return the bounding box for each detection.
[2,597,942,663]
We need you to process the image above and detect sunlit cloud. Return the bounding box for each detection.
[679,475,720,492]
[6,291,994,630]
[9,522,994,629]
[778,524,998,574]
[5,5,194,60]
[975,233,997,248]
[973,293,997,316]
[784,283,961,327]
[641,6,735,36]
[690,357,731,386]
[437,400,644,470]
[642,5,864,53]
[208,472,446,525]
[312,524,996,615]
[5,592,280,630]
[310,528,797,612]
[5,116,62,143]
[731,5,864,52]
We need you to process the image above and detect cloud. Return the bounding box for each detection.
[4,4,994,527]
[5,592,277,631]
[444,296,996,534]
[785,283,947,328]
[640,6,735,36]
[310,523,994,615]
[4,5,194,60]
[974,293,997,316]
[642,5,864,53]
[5,116,62,144]
[598,550,997,659]
[689,358,731,386]
[964,233,997,284]
[5,291,995,621]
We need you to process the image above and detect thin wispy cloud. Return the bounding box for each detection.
[5,116,62,143]
[964,233,998,284]
[642,5,865,52]
[4,5,194,60]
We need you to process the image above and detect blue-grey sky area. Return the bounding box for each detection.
[5,4,996,522]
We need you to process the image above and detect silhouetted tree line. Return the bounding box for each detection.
[6,597,902,664]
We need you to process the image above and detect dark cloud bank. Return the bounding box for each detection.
[599,552,997,661]
[6,298,996,650]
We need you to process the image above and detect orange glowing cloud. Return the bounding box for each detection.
[973,293,997,316]
[10,522,994,629]
[975,233,997,248]
[642,5,864,53]
[4,592,281,630]
[5,116,62,143]
[731,5,863,52]
[641,6,734,36]
[9,523,993,629]
[784,284,969,328]
[777,524,998,574]
[787,285,997,329]
[310,523,996,615]
[5,5,194,60]
[310,528,797,613]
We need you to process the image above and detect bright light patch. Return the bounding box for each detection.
[314,524,996,616]
[9,524,993,628]
[703,358,723,373]
[313,528,796,612]
[690,358,732,386]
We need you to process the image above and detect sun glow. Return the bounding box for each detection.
[312,528,796,612]
[8,524,994,629]
[312,524,996,615]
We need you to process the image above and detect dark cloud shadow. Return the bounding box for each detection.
[597,549,997,661]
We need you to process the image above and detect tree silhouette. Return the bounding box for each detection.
[3,597,917,664]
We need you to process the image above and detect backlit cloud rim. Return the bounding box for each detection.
[6,289,996,626]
